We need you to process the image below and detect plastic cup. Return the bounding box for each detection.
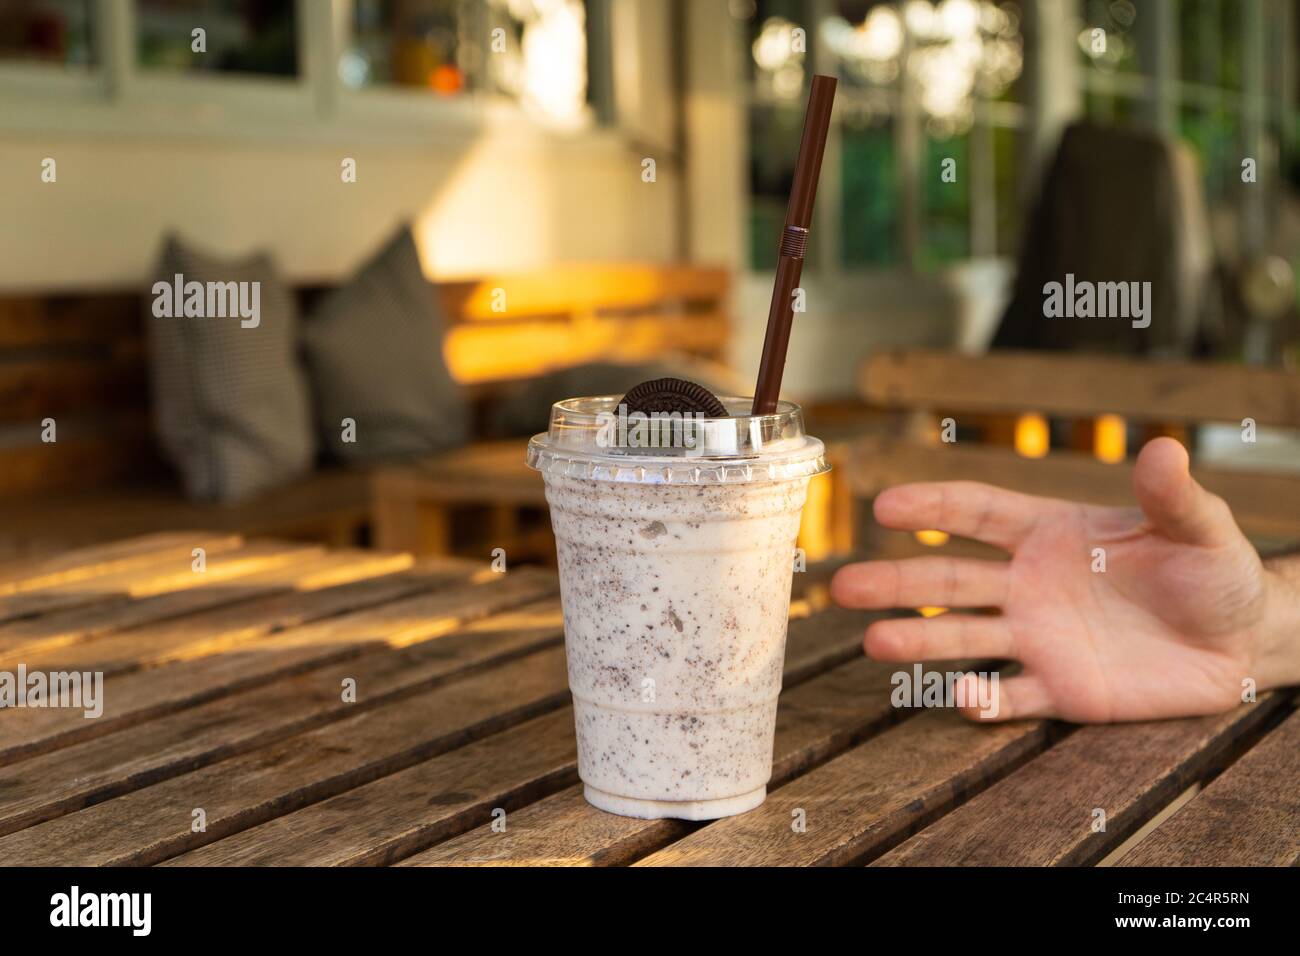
[526,396,828,820]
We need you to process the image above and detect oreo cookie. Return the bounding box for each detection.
[618,378,729,417]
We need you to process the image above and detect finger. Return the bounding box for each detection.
[863,614,1015,662]
[832,558,1009,610]
[1133,438,1238,547]
[873,481,1048,552]
[953,672,1052,722]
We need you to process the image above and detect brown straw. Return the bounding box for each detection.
[752,74,837,415]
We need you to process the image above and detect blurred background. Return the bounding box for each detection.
[0,0,1297,565]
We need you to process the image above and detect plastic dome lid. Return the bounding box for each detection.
[526,395,829,485]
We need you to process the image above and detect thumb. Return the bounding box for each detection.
[1133,437,1235,547]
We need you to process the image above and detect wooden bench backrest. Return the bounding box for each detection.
[0,263,731,498]
[438,263,730,384]
[857,348,1300,542]
[862,348,1300,427]
[0,294,154,497]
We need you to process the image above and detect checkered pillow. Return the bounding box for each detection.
[147,236,315,502]
[302,226,468,463]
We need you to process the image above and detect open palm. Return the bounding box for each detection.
[831,438,1295,723]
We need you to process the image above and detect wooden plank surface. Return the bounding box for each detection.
[0,549,418,673]
[374,450,543,512]
[403,440,543,505]
[2,535,1293,868]
[399,655,977,867]
[0,531,242,594]
[0,539,322,624]
[153,655,574,867]
[0,595,568,840]
[850,436,1300,538]
[144,608,883,868]
[168,616,908,866]
[2,555,838,772]
[1120,707,1300,866]
[0,564,543,765]
[630,709,1046,867]
[0,637,569,864]
[168,708,584,867]
[861,348,1300,427]
[0,546,410,665]
[873,695,1288,866]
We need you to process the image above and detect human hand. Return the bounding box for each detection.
[830,438,1300,723]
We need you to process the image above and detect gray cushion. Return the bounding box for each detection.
[302,226,468,463]
[147,236,315,502]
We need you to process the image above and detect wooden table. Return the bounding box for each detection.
[1,533,1295,866]
[371,440,552,561]
[370,438,857,563]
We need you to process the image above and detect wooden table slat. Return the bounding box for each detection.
[0,531,243,592]
[52,603,883,866]
[399,655,984,867]
[0,539,322,624]
[168,709,583,867]
[633,709,1048,867]
[0,642,570,864]
[0,548,414,665]
[0,562,530,764]
[1119,706,1300,866]
[168,628,919,867]
[874,695,1290,866]
[0,596,569,841]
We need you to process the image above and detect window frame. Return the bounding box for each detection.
[1076,0,1293,255]
[0,0,615,146]
[743,0,1297,277]
[742,0,1028,279]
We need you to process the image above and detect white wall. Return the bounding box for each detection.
[0,126,678,289]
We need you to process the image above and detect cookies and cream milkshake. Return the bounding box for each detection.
[527,393,828,820]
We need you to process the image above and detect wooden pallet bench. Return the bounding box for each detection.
[0,264,730,559]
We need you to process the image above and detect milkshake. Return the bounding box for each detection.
[527,395,828,820]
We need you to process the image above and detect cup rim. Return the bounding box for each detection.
[526,394,828,484]
[548,394,804,427]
